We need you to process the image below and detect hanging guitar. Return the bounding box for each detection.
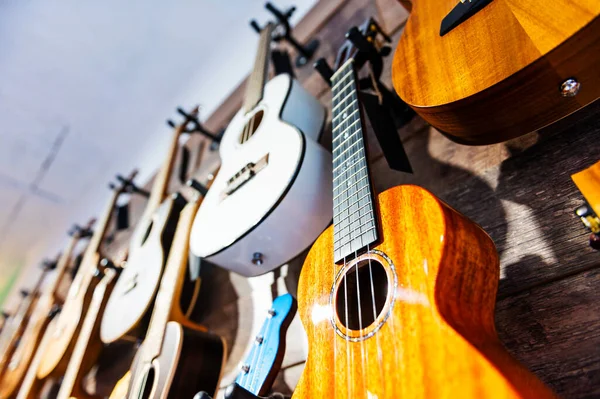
[189,20,332,277]
[293,22,557,398]
[0,221,94,399]
[392,0,600,144]
[194,293,297,399]
[33,172,133,383]
[101,107,203,344]
[109,177,225,399]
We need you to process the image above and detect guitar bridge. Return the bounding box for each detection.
[222,154,269,199]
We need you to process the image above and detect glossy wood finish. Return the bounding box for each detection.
[56,267,118,399]
[294,185,557,398]
[572,160,600,216]
[0,231,83,399]
[120,195,226,399]
[392,0,600,144]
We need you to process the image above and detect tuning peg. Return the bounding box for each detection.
[116,174,150,198]
[100,258,122,272]
[250,19,261,34]
[20,290,29,298]
[42,259,58,271]
[186,179,208,197]
[48,304,62,319]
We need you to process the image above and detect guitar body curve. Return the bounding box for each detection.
[294,185,556,398]
[190,74,332,276]
[392,0,600,144]
[0,297,53,399]
[101,198,182,343]
[36,262,99,379]
[129,321,225,399]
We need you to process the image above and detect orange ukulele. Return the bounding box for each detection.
[0,222,93,399]
[32,173,132,384]
[293,27,557,398]
[392,0,600,144]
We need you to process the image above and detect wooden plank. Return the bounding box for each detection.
[496,268,600,399]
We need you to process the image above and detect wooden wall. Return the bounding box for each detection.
[81,0,600,398]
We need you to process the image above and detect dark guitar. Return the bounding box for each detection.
[100,108,200,344]
[109,179,225,399]
[392,0,600,144]
[293,25,557,398]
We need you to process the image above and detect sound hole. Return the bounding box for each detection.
[239,110,264,144]
[336,259,388,331]
[139,367,155,399]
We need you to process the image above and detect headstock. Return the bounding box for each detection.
[314,18,391,86]
[250,2,319,68]
[41,258,58,272]
[166,106,222,148]
[69,218,96,239]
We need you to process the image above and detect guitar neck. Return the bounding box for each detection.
[145,124,186,214]
[331,59,378,263]
[243,23,274,112]
[46,234,80,300]
[142,198,202,360]
[56,268,117,399]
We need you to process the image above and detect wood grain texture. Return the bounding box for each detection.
[294,185,556,398]
[392,0,600,144]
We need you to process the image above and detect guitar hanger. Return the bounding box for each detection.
[250,2,319,68]
[314,18,414,174]
[167,106,224,151]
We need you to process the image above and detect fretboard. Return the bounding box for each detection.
[331,59,378,263]
[243,23,274,113]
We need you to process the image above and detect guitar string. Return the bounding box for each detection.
[354,248,368,395]
[248,308,275,393]
[343,255,352,398]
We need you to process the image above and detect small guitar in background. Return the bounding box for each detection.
[572,160,600,250]
[109,176,225,399]
[101,107,204,345]
[194,294,297,399]
[189,19,332,277]
[32,172,133,387]
[392,0,600,144]
[0,261,57,383]
[0,221,94,399]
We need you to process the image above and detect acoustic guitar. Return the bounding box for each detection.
[0,222,93,399]
[110,181,225,399]
[392,0,600,144]
[293,35,557,398]
[100,109,199,344]
[189,22,332,277]
[55,264,120,399]
[34,174,131,380]
[0,263,56,382]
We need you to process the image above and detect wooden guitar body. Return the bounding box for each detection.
[0,296,53,399]
[128,321,225,399]
[294,185,556,398]
[100,197,183,343]
[392,0,600,144]
[36,253,99,379]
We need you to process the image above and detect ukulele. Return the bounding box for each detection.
[34,173,132,380]
[55,263,120,399]
[0,263,56,382]
[100,108,200,344]
[111,179,225,399]
[189,22,332,277]
[0,222,93,399]
[293,28,557,398]
[392,0,600,144]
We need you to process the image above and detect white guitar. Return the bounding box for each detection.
[189,23,332,276]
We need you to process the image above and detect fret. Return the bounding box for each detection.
[331,59,378,262]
